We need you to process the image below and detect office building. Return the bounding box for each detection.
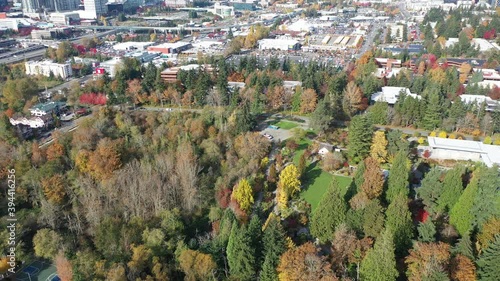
[83,0,107,19]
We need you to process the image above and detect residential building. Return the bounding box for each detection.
[424,136,500,168]
[83,0,107,19]
[29,101,66,116]
[10,115,53,128]
[25,60,72,79]
[160,64,214,83]
[371,87,420,105]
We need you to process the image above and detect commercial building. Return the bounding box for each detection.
[22,0,79,13]
[459,94,500,112]
[113,41,155,51]
[209,2,235,18]
[258,38,301,51]
[164,0,188,7]
[371,87,420,104]
[25,60,72,79]
[50,12,80,25]
[425,136,500,168]
[98,57,123,78]
[160,64,214,83]
[83,0,108,19]
[147,42,192,54]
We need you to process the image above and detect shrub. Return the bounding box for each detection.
[472,129,481,137]
[438,131,447,138]
[429,131,437,137]
[448,133,457,139]
[473,136,481,141]
[418,137,425,144]
[494,138,500,145]
[483,136,493,144]
[413,131,421,138]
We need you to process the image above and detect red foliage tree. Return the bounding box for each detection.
[79,93,107,105]
[216,188,232,209]
[423,150,431,159]
[484,28,496,40]
[488,86,500,100]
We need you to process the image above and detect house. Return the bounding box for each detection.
[10,115,53,129]
[459,95,500,112]
[29,101,66,117]
[424,136,500,168]
[371,87,420,105]
[318,143,334,157]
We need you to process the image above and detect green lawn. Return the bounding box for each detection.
[292,138,352,211]
[273,120,299,130]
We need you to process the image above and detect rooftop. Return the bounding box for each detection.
[427,136,500,167]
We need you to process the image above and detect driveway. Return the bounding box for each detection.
[256,113,310,143]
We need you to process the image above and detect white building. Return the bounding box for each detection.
[425,136,500,168]
[99,57,123,78]
[50,12,80,25]
[25,60,72,79]
[112,41,154,51]
[164,0,188,7]
[10,116,47,128]
[459,94,500,112]
[258,38,300,51]
[209,2,234,19]
[371,87,420,105]
[83,0,107,19]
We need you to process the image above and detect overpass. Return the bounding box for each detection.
[0,30,118,65]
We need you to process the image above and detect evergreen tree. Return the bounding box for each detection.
[326,72,347,119]
[367,102,389,125]
[260,217,286,281]
[477,235,500,281]
[452,232,474,260]
[362,199,385,239]
[385,193,414,255]
[422,91,443,130]
[260,254,278,281]
[348,115,373,163]
[418,168,444,217]
[360,228,398,281]
[310,100,332,133]
[386,150,410,203]
[417,219,436,243]
[226,224,256,281]
[471,167,500,230]
[437,166,465,213]
[310,178,347,243]
[402,24,408,42]
[450,172,479,236]
[248,215,263,271]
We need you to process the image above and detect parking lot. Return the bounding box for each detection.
[256,114,310,142]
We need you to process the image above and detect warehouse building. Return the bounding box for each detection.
[258,38,301,51]
[147,42,193,54]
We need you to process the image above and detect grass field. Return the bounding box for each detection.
[292,138,352,210]
[272,120,299,130]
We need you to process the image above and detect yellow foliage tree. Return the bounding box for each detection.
[0,257,8,274]
[231,178,254,212]
[279,164,301,197]
[178,249,217,281]
[41,174,66,205]
[370,131,388,164]
[127,244,152,276]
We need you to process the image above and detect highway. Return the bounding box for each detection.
[0,30,117,65]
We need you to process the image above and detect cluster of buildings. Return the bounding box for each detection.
[10,101,67,138]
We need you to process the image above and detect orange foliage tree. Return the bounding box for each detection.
[55,252,73,281]
[41,174,67,205]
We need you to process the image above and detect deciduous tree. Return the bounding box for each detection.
[277,242,337,281]
[231,178,254,212]
[360,157,384,199]
[55,252,73,281]
[300,88,317,113]
[41,174,66,205]
[370,131,388,163]
[405,242,450,281]
[342,81,363,118]
[33,228,62,259]
[178,249,217,281]
[450,254,476,281]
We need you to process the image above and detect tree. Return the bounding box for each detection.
[437,166,465,213]
[227,224,256,281]
[452,232,474,260]
[178,249,217,281]
[385,194,414,255]
[450,254,476,281]
[386,151,409,203]
[33,228,62,260]
[362,199,385,239]
[300,88,317,113]
[405,242,450,281]
[370,131,388,163]
[477,217,500,251]
[342,81,364,118]
[418,168,444,217]
[55,252,73,281]
[360,229,398,281]
[348,115,373,163]
[278,164,301,200]
[86,138,122,181]
[1,78,38,111]
[261,216,287,279]
[422,91,443,130]
[127,244,152,278]
[310,100,332,133]
[368,101,388,125]
[471,167,500,230]
[360,157,384,200]
[310,178,348,243]
[231,178,254,212]
[417,219,436,243]
[449,172,479,236]
[277,242,337,281]
[477,235,500,281]
[41,174,67,205]
[298,153,307,177]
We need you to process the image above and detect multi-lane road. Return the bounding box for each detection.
[0,30,118,65]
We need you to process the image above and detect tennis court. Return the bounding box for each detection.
[16,260,58,281]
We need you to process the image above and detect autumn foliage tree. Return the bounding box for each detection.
[342,81,364,118]
[231,178,254,212]
[178,249,217,281]
[277,164,301,210]
[41,174,67,205]
[450,254,476,281]
[55,252,73,281]
[277,242,337,281]
[405,242,451,281]
[370,131,388,163]
[300,88,318,113]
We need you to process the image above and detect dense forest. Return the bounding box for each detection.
[0,8,500,280]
